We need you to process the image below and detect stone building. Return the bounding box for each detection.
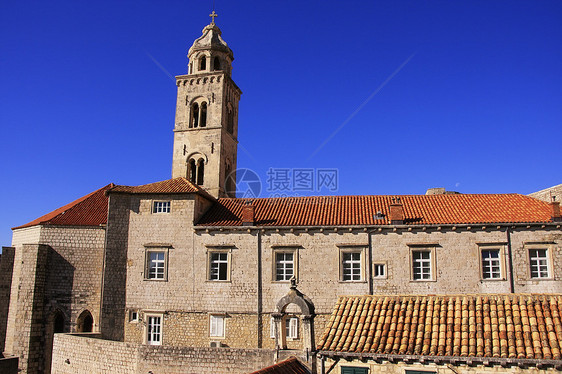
[1,15,561,374]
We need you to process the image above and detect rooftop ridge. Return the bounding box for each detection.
[13,183,114,230]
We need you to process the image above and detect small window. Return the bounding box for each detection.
[227,107,234,134]
[191,102,199,128]
[373,263,386,278]
[481,249,501,279]
[209,315,225,337]
[274,251,295,281]
[341,251,362,281]
[129,310,138,322]
[213,56,220,70]
[200,102,207,127]
[412,250,432,281]
[200,56,207,71]
[341,367,368,374]
[145,249,167,280]
[146,315,162,345]
[286,317,298,339]
[209,251,230,281]
[153,201,171,214]
[197,159,205,185]
[529,248,550,278]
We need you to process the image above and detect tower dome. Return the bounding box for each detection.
[187,13,234,75]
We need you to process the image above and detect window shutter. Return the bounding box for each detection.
[289,317,298,339]
[270,317,275,338]
[217,316,224,337]
[210,316,217,336]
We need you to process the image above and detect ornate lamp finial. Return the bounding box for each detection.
[290,276,297,290]
[209,10,218,24]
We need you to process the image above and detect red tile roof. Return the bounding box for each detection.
[197,194,553,227]
[318,294,562,361]
[109,177,208,196]
[248,357,310,374]
[13,184,114,229]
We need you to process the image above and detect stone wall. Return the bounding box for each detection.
[101,193,131,341]
[5,225,106,373]
[40,226,106,331]
[0,247,15,353]
[529,184,562,203]
[51,333,276,374]
[4,244,49,374]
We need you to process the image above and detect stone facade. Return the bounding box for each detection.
[0,247,15,353]
[530,184,562,203]
[51,333,276,374]
[4,225,105,374]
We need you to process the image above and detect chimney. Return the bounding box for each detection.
[389,197,404,225]
[551,201,561,222]
[242,200,255,226]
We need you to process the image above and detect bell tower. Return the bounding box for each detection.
[172,12,241,198]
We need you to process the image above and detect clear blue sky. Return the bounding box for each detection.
[1,1,561,247]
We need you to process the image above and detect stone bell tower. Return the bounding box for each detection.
[172,11,241,198]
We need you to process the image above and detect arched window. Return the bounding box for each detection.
[213,57,221,71]
[197,159,205,185]
[189,62,193,74]
[54,312,65,333]
[200,102,207,127]
[200,56,206,71]
[225,163,234,196]
[191,103,199,128]
[77,310,93,333]
[189,159,197,183]
[227,108,234,134]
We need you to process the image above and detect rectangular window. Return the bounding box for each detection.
[209,251,229,281]
[145,250,167,280]
[286,317,298,339]
[529,248,549,278]
[342,251,362,281]
[373,263,386,278]
[146,315,162,345]
[129,310,138,322]
[412,250,432,280]
[209,315,225,337]
[275,252,294,281]
[481,249,501,279]
[153,201,171,213]
[341,367,368,374]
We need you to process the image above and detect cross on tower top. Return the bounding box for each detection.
[209,10,218,24]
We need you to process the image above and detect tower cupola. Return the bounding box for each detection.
[172,12,242,198]
[187,13,234,76]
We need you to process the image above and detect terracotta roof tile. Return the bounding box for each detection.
[318,294,562,362]
[198,194,553,226]
[248,356,310,374]
[109,177,206,195]
[13,184,114,229]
